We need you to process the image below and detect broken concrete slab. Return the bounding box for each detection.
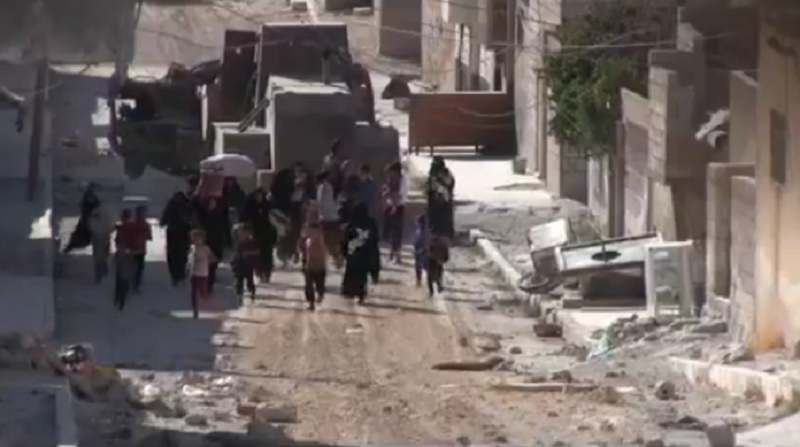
[669,356,800,407]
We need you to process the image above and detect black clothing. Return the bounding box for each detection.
[240,191,277,279]
[235,269,256,300]
[223,180,247,219]
[304,269,326,307]
[194,200,230,291]
[426,167,455,238]
[383,204,405,256]
[161,193,193,284]
[341,204,379,302]
[64,189,101,253]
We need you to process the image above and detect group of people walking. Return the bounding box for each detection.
[66,141,457,317]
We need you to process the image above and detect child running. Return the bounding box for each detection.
[187,229,216,319]
[232,223,259,304]
[299,206,328,311]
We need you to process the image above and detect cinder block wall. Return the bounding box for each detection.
[376,0,422,62]
[730,175,756,344]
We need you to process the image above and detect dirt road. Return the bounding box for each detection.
[230,247,511,446]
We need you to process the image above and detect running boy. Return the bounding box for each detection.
[232,223,259,304]
[187,229,216,319]
[299,216,328,311]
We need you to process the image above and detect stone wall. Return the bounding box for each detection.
[729,174,756,344]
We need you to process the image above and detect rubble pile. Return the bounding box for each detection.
[583,314,730,359]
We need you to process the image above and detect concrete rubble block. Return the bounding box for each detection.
[690,320,728,334]
[654,380,677,400]
[705,422,736,447]
[252,401,299,423]
[184,413,209,427]
[533,322,563,338]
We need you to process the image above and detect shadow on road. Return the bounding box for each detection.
[55,252,240,372]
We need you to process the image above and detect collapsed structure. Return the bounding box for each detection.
[111,22,399,186]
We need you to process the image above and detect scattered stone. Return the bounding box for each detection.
[547,410,558,417]
[509,346,523,355]
[668,318,698,330]
[705,422,735,447]
[594,385,623,404]
[252,402,298,423]
[475,302,494,311]
[598,419,615,431]
[237,402,258,417]
[576,424,590,431]
[533,322,563,338]
[474,335,502,353]
[550,370,572,383]
[524,375,547,383]
[653,381,677,400]
[185,414,208,426]
[719,345,754,364]
[455,435,471,446]
[604,370,620,378]
[690,320,728,334]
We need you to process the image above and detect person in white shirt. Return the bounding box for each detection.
[316,171,343,267]
[381,162,408,264]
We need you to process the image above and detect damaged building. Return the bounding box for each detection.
[113,61,221,179]
[113,21,399,186]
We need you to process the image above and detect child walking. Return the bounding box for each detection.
[232,223,259,304]
[299,214,328,311]
[187,229,216,319]
[413,214,429,288]
[426,234,450,297]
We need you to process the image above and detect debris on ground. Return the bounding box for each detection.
[432,356,504,371]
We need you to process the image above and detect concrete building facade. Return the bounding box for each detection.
[376,0,423,62]
[748,3,800,353]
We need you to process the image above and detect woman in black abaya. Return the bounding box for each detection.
[64,183,101,253]
[193,197,230,292]
[340,203,379,304]
[160,189,193,286]
[240,188,278,282]
[426,156,456,238]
